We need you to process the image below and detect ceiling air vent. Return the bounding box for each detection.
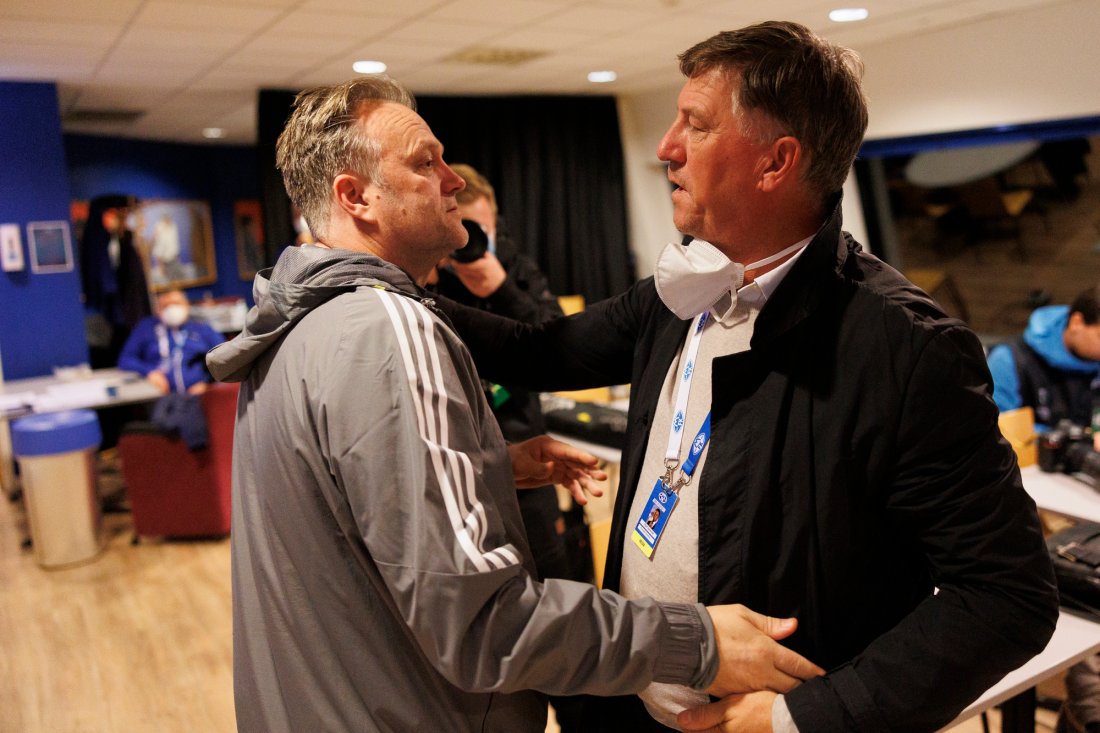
[63,109,146,125]
[442,46,548,66]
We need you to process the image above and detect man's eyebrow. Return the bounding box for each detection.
[408,135,442,156]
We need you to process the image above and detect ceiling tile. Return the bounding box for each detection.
[263,10,406,41]
[538,4,662,32]
[0,0,144,22]
[425,0,563,26]
[299,0,444,15]
[129,1,286,31]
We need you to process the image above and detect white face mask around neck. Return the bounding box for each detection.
[653,238,805,320]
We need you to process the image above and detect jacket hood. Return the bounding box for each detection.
[1023,304,1098,373]
[206,245,421,382]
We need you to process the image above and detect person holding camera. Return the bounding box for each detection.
[426,163,576,586]
[987,283,1100,433]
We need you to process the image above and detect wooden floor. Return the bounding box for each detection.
[0,493,235,732]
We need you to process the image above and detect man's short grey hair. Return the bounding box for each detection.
[275,76,416,240]
[679,21,869,202]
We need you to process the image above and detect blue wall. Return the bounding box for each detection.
[65,134,260,304]
[0,82,88,380]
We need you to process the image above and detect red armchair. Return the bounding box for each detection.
[119,382,238,539]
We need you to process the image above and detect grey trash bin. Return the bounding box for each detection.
[11,409,104,568]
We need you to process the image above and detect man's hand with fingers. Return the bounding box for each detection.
[704,604,823,697]
[679,691,778,732]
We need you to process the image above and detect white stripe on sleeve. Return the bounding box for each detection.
[374,289,517,573]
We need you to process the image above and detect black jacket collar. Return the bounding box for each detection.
[751,195,855,350]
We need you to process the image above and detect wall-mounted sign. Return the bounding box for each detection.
[0,223,24,272]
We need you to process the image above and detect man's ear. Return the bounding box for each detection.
[759,136,803,193]
[332,172,373,222]
[1068,311,1087,329]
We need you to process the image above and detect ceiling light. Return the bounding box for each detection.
[829,8,869,22]
[588,70,617,83]
[353,60,388,75]
[202,127,225,139]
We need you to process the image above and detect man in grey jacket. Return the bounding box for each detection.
[206,76,821,732]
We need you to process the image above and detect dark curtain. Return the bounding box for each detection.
[417,95,635,302]
[255,90,635,302]
[257,90,298,264]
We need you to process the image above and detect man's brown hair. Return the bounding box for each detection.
[679,21,869,201]
[276,76,415,240]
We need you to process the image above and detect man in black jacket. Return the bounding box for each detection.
[440,21,1058,733]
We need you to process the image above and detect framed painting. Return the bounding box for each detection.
[27,221,75,274]
[233,199,266,279]
[131,199,217,291]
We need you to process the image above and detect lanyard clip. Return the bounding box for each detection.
[662,459,678,487]
[669,471,692,494]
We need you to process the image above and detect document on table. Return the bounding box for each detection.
[30,380,111,412]
[0,392,35,417]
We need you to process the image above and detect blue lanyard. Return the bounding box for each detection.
[669,412,711,492]
[681,412,711,478]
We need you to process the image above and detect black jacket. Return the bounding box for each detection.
[440,202,1058,732]
[431,219,563,441]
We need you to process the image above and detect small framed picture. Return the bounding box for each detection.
[233,199,266,279]
[131,199,217,292]
[27,221,75,274]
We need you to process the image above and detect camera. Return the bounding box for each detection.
[452,219,489,263]
[1038,419,1100,485]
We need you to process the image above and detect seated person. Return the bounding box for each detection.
[989,287,1100,733]
[118,289,224,395]
[987,283,1100,431]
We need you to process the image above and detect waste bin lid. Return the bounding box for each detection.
[11,409,102,457]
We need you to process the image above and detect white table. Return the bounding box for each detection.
[942,610,1100,731]
[0,368,162,493]
[905,140,1040,188]
[1020,464,1100,523]
[0,368,162,416]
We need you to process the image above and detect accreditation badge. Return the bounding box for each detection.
[631,479,679,559]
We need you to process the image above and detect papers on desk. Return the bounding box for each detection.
[21,380,114,413]
[0,392,35,418]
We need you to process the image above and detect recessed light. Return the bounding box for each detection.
[202,127,225,139]
[353,60,388,75]
[829,8,869,22]
[588,70,617,84]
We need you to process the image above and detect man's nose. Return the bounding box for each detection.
[441,162,465,194]
[657,124,683,164]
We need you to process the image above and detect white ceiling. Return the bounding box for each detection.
[0,0,1066,145]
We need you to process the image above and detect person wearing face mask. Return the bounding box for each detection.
[118,289,224,395]
[206,76,824,733]
[439,21,1058,733]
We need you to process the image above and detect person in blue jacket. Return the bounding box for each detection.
[987,284,1100,431]
[118,289,224,395]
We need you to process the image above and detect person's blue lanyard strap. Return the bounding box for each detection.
[671,412,712,492]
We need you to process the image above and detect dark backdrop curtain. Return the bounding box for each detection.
[416,95,635,302]
[257,89,299,264]
[256,90,635,302]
